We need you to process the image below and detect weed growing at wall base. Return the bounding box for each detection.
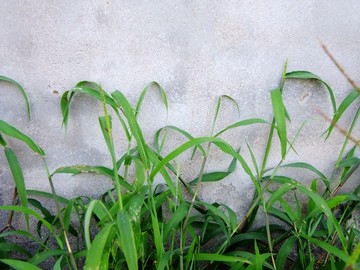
[0,55,359,269]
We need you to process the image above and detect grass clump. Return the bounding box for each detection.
[0,49,359,269]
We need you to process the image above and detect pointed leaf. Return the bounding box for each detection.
[271,89,287,159]
[0,259,42,270]
[285,71,336,114]
[0,75,30,120]
[0,120,44,155]
[117,211,138,270]
[327,90,359,138]
[4,148,29,227]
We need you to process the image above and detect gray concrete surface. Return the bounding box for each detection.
[1,0,359,224]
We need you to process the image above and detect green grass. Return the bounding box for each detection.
[0,52,359,269]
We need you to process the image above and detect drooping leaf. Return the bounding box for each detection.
[214,118,268,137]
[285,71,337,114]
[154,125,206,156]
[0,120,44,155]
[212,95,240,135]
[52,164,132,191]
[327,90,359,138]
[189,155,237,184]
[135,81,168,117]
[0,75,30,120]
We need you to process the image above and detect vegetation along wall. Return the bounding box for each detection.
[0,1,359,269]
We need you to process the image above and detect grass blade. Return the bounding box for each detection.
[212,95,240,135]
[0,120,44,155]
[285,71,337,114]
[214,118,268,137]
[0,75,30,120]
[276,236,296,269]
[163,201,189,239]
[154,125,206,156]
[52,165,133,191]
[135,81,168,117]
[61,82,118,129]
[84,223,115,270]
[271,88,287,159]
[112,91,149,168]
[4,148,29,227]
[0,259,42,270]
[301,233,349,262]
[0,133,7,147]
[84,200,113,249]
[189,155,237,184]
[327,90,359,138]
[29,250,67,266]
[194,253,252,264]
[117,211,138,270]
[150,137,258,190]
[0,205,62,247]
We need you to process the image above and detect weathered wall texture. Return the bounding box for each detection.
[1,1,359,221]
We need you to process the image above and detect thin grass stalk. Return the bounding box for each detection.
[260,119,276,179]
[331,162,360,197]
[335,107,360,166]
[99,86,124,210]
[174,162,185,270]
[0,187,17,233]
[42,158,78,270]
[260,61,287,179]
[182,95,229,236]
[182,144,209,232]
[261,122,305,269]
[320,43,360,93]
[263,199,277,269]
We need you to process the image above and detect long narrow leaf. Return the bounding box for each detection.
[117,211,138,270]
[112,91,149,168]
[0,259,42,270]
[84,223,115,269]
[4,148,28,227]
[276,235,297,269]
[149,137,258,190]
[194,253,252,264]
[214,118,268,137]
[301,233,349,262]
[163,201,189,239]
[327,90,359,138]
[0,205,62,247]
[285,71,337,114]
[271,89,287,159]
[0,120,44,155]
[0,75,30,119]
[52,165,132,191]
[189,155,237,184]
[135,81,168,117]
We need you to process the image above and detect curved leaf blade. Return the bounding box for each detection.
[0,120,44,156]
[0,75,30,120]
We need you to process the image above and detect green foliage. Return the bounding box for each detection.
[0,58,359,270]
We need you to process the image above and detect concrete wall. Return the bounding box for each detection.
[1,1,359,220]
